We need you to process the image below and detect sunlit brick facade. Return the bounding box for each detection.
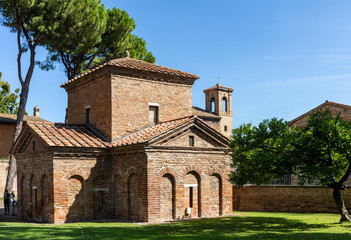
[12,57,233,223]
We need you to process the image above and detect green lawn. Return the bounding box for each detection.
[0,212,350,239]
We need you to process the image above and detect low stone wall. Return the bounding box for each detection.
[233,186,351,213]
[0,158,9,197]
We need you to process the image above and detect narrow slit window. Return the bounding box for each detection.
[189,136,195,146]
[149,106,158,124]
[85,107,90,125]
[34,189,38,209]
[189,187,193,208]
[98,191,103,211]
[32,141,36,151]
[224,126,228,132]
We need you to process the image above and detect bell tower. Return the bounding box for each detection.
[203,83,233,138]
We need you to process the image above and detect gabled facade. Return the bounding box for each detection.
[289,100,351,127]
[12,57,233,223]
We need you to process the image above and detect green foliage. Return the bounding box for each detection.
[229,118,295,186]
[41,3,155,79]
[0,72,19,114]
[229,109,351,188]
[0,0,67,42]
[293,110,351,187]
[0,212,350,239]
[39,0,107,79]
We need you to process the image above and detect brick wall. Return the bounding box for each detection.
[197,117,221,133]
[0,123,14,197]
[110,148,148,222]
[65,68,194,142]
[160,128,222,148]
[111,74,193,141]
[52,152,109,223]
[233,186,351,213]
[0,123,14,158]
[0,159,9,196]
[16,150,54,223]
[146,149,233,222]
[66,69,112,140]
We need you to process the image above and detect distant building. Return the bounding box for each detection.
[12,56,233,223]
[0,108,46,196]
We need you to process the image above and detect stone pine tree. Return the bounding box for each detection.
[229,109,351,223]
[0,0,106,191]
[0,72,20,114]
[41,6,155,80]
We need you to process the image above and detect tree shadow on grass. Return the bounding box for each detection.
[0,215,351,239]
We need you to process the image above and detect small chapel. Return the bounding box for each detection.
[11,56,233,223]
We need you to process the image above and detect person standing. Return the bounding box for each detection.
[10,191,17,207]
[3,189,10,215]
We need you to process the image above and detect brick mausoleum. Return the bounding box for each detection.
[11,56,233,223]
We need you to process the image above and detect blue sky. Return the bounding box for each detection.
[1,0,351,128]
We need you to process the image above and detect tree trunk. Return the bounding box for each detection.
[5,83,30,191]
[332,187,351,223]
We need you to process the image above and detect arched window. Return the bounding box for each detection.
[210,98,215,113]
[222,97,227,112]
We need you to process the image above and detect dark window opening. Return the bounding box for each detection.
[149,106,158,124]
[85,107,90,125]
[98,191,103,211]
[34,189,38,208]
[224,126,228,132]
[210,98,215,113]
[189,187,193,208]
[189,136,194,146]
[32,141,36,151]
[222,97,227,112]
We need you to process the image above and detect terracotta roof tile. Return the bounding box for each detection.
[27,122,108,148]
[203,83,234,92]
[0,113,47,124]
[110,115,194,147]
[192,106,221,119]
[61,57,199,87]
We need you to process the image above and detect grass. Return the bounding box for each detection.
[0,211,350,239]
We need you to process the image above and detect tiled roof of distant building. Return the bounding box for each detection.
[0,113,47,124]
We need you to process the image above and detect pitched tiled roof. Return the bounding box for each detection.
[192,106,221,119]
[203,83,234,92]
[61,57,199,87]
[26,121,108,148]
[289,100,351,125]
[110,116,194,147]
[0,113,47,124]
[13,115,228,151]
